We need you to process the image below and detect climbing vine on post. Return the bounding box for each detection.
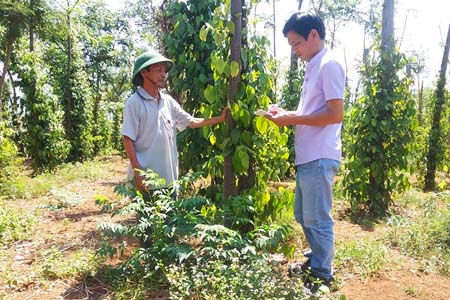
[159,0,293,228]
[343,41,416,217]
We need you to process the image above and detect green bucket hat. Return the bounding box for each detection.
[132,51,173,80]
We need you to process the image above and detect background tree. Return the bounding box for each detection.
[202,0,292,228]
[407,51,427,126]
[155,0,223,199]
[17,49,70,172]
[0,0,31,124]
[310,0,361,50]
[223,0,243,201]
[150,0,292,231]
[343,0,416,217]
[44,0,94,162]
[290,0,304,70]
[424,24,450,191]
[80,1,133,155]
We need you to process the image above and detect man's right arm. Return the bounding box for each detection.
[123,135,146,192]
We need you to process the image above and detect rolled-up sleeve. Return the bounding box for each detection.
[172,101,194,131]
[322,61,345,101]
[121,98,140,141]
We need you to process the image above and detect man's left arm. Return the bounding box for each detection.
[266,99,343,127]
[188,107,229,128]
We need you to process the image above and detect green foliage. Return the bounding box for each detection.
[343,42,417,217]
[0,124,22,196]
[0,205,36,245]
[2,0,132,173]
[159,0,223,178]
[16,51,70,172]
[251,224,295,256]
[43,3,95,162]
[80,1,133,156]
[96,171,298,297]
[213,2,293,222]
[385,191,450,275]
[280,67,304,178]
[280,67,305,112]
[424,73,449,190]
[167,257,311,300]
[160,1,293,227]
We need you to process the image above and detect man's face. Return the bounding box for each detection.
[143,62,169,88]
[287,30,315,62]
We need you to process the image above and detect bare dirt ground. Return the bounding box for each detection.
[1,155,449,300]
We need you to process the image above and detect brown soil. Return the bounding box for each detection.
[334,218,450,300]
[1,155,449,300]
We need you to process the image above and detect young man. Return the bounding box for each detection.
[265,13,345,292]
[122,51,228,192]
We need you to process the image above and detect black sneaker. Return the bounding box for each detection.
[288,258,311,277]
[303,272,334,294]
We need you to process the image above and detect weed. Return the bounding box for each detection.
[334,238,387,279]
[385,191,450,275]
[39,189,84,210]
[0,205,37,245]
[405,287,416,296]
[1,157,117,199]
[167,257,313,300]
[40,247,100,279]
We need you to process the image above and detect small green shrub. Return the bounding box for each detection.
[334,238,387,279]
[39,188,84,210]
[0,206,37,245]
[167,257,310,300]
[385,191,450,275]
[96,170,303,298]
[0,126,23,198]
[41,247,100,279]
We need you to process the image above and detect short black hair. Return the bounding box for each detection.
[282,12,326,40]
[132,66,151,86]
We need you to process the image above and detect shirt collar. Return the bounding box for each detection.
[306,46,328,72]
[137,86,159,101]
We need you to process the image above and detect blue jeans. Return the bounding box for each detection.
[294,159,340,280]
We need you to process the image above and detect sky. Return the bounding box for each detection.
[265,0,449,88]
[109,0,449,88]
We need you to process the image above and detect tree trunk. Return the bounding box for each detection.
[424,24,450,191]
[381,0,394,67]
[28,0,39,154]
[372,0,395,208]
[92,74,101,155]
[7,69,22,146]
[290,0,304,70]
[64,13,74,143]
[0,37,14,124]
[418,80,423,126]
[223,0,242,202]
[30,0,35,52]
[272,0,276,58]
[237,3,255,194]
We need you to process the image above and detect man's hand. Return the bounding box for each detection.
[264,99,343,127]
[134,172,148,192]
[264,106,291,127]
[189,106,230,128]
[268,104,286,116]
[220,106,231,122]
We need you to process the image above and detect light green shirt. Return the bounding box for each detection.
[121,86,193,186]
